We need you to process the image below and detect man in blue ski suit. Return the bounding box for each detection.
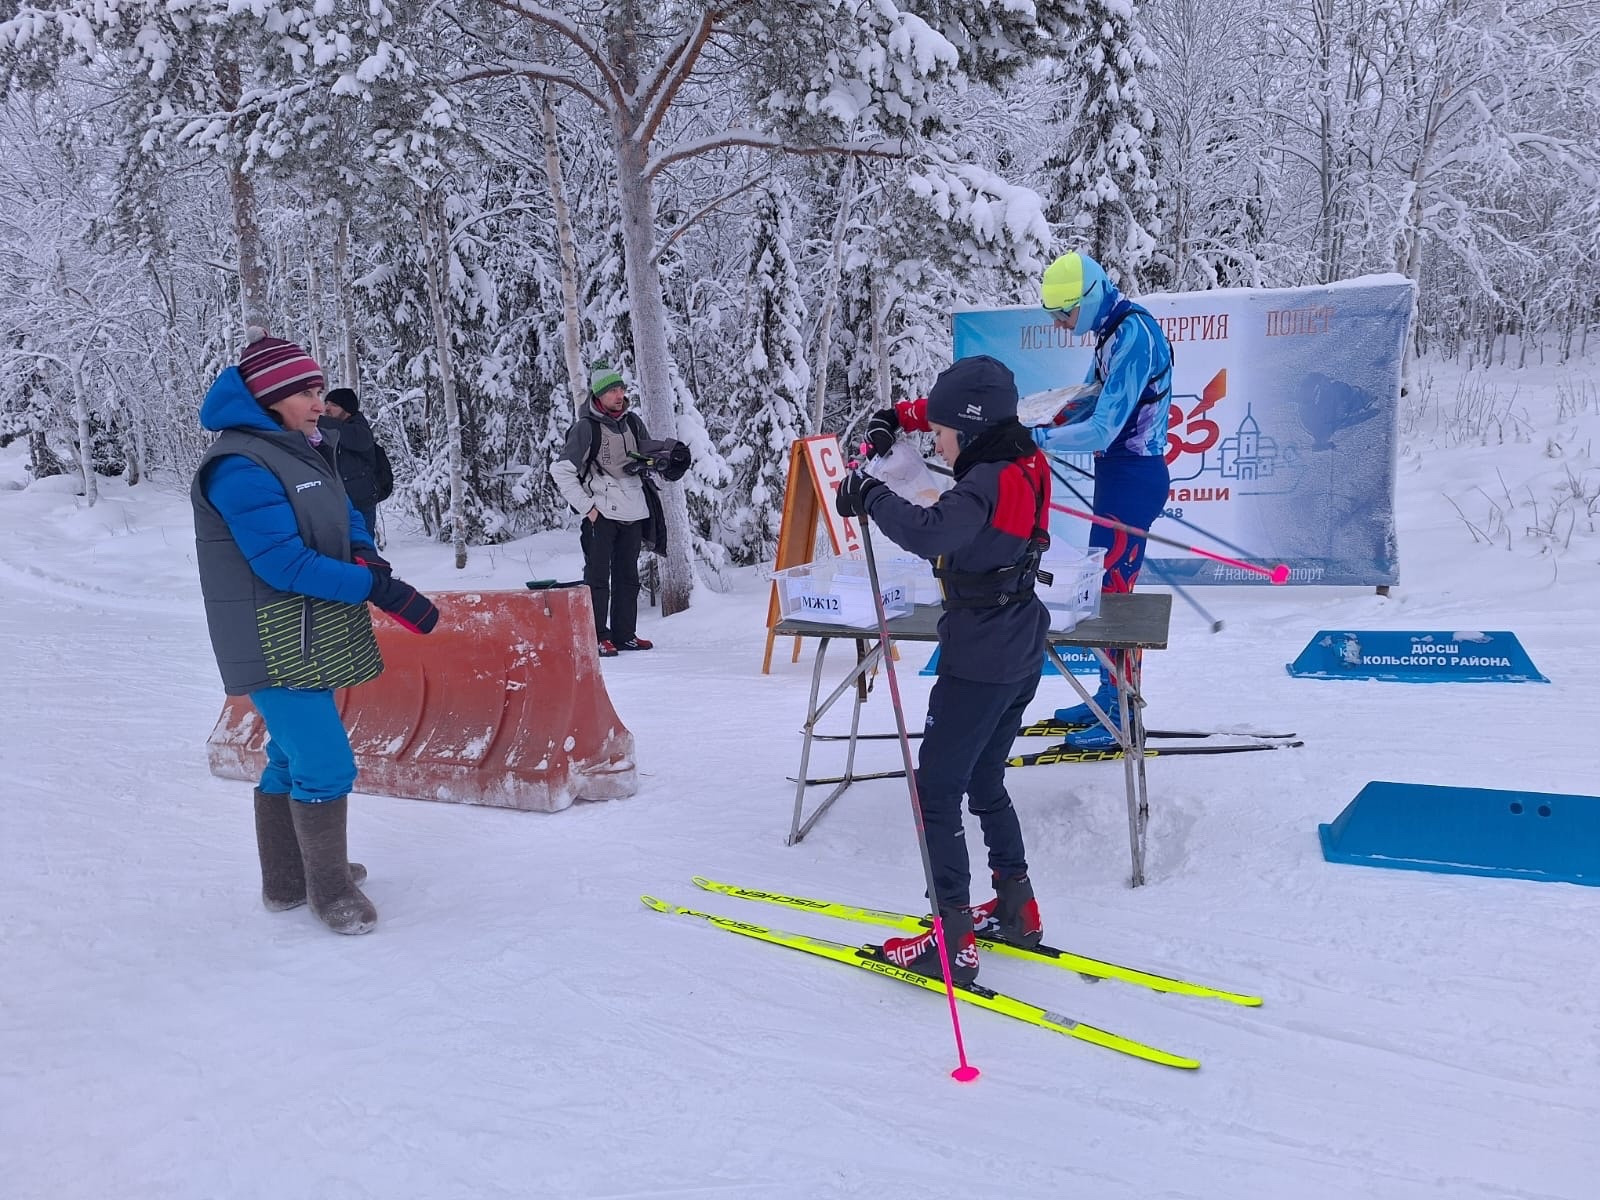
[1031,252,1174,747]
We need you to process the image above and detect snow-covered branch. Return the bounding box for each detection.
[451,63,606,111]
[479,0,627,108]
[646,131,906,180]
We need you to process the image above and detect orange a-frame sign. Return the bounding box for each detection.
[761,434,865,673]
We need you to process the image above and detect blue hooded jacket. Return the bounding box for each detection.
[198,368,375,606]
[1034,271,1173,459]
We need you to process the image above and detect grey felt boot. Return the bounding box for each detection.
[253,789,365,912]
[287,796,378,935]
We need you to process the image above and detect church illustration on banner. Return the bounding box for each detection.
[1217,406,1281,482]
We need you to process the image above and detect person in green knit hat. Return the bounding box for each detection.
[550,361,691,656]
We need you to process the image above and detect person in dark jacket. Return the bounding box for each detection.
[193,330,440,936]
[550,361,690,656]
[318,386,394,542]
[837,354,1050,985]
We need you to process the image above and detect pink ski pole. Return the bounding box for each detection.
[858,516,981,1083]
[1050,502,1291,585]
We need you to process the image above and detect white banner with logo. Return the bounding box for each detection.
[952,274,1414,586]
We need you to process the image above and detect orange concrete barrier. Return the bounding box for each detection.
[206,586,637,811]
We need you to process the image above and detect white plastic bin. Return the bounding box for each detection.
[772,557,917,626]
[1038,546,1105,631]
[880,553,940,605]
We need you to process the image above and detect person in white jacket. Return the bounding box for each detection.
[550,362,688,656]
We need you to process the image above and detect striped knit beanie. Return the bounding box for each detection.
[239,327,325,409]
[589,361,625,397]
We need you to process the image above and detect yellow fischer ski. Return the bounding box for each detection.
[691,876,1263,1008]
[644,896,1200,1070]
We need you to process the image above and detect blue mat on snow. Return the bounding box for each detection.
[1287,630,1547,682]
[1319,781,1600,886]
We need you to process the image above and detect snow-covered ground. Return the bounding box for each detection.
[3,356,1598,1200]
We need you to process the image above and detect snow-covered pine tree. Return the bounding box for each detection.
[721,179,811,565]
[1044,0,1161,289]
[813,142,1055,448]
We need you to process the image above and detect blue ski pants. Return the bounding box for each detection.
[1086,453,1169,693]
[250,686,357,803]
[1089,453,1170,595]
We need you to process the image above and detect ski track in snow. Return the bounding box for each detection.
[4,363,1600,1200]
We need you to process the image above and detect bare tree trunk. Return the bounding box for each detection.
[614,128,694,613]
[809,158,856,434]
[304,216,324,370]
[869,256,892,409]
[540,84,589,416]
[217,60,270,334]
[1311,0,1340,285]
[332,216,360,390]
[115,404,142,486]
[420,191,467,569]
[223,163,270,334]
[610,9,693,615]
[69,352,98,507]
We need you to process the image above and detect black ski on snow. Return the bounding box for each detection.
[807,723,1297,742]
[1017,719,1297,741]
[789,738,1304,785]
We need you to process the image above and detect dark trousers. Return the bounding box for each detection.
[916,671,1040,911]
[580,515,644,642]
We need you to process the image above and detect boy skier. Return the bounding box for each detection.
[836,354,1050,984]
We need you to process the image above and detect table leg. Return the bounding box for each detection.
[1127,649,1151,887]
[789,635,832,845]
[789,634,883,844]
[1115,651,1147,887]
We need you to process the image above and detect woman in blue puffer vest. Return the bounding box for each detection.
[193,330,439,935]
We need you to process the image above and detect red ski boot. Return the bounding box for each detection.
[874,906,979,986]
[968,873,1043,949]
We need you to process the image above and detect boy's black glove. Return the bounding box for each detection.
[367,570,440,634]
[834,469,884,518]
[863,407,900,457]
